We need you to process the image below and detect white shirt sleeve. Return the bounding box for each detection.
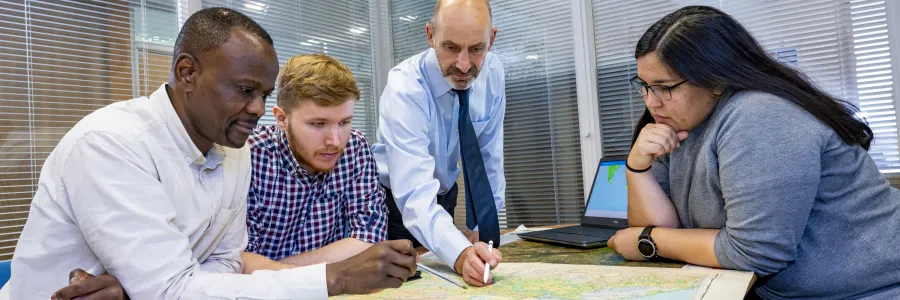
[378,86,471,269]
[63,132,327,299]
[478,65,507,216]
[198,192,248,274]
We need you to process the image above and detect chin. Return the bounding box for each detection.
[655,120,677,130]
[223,134,250,148]
[313,160,340,173]
[454,81,473,90]
[444,77,473,90]
[222,139,247,149]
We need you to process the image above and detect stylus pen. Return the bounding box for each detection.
[483,240,493,283]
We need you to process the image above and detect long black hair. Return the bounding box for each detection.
[630,6,873,150]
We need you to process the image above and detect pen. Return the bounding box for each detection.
[483,240,493,284]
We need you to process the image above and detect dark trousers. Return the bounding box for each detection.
[383,184,458,248]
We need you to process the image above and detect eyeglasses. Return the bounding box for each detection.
[630,75,688,100]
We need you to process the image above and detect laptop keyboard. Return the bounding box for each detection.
[548,226,618,239]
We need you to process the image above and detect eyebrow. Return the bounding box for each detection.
[306,116,354,122]
[649,78,677,85]
[237,78,262,86]
[237,78,274,93]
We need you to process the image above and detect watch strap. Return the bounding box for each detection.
[638,226,658,260]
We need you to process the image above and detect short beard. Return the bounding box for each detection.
[285,125,341,174]
[437,57,478,89]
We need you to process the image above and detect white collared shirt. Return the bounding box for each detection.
[371,49,507,267]
[10,84,327,299]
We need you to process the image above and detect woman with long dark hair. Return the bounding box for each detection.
[607,6,900,299]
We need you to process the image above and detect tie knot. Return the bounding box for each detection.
[454,89,470,106]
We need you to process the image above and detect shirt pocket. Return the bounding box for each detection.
[448,119,493,154]
[194,206,241,263]
[472,119,490,136]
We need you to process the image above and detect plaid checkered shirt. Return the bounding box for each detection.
[245,125,386,260]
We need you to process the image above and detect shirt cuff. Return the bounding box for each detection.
[350,229,381,244]
[435,229,472,270]
[254,263,329,299]
[713,229,740,271]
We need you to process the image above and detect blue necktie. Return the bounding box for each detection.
[455,89,500,246]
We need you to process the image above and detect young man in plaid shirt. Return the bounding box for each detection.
[239,54,388,271]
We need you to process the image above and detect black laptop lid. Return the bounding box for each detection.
[581,156,629,228]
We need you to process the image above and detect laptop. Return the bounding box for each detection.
[518,156,630,248]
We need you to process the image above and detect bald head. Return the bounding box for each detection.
[429,0,492,31]
[425,0,497,90]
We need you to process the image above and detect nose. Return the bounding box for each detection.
[644,92,664,108]
[456,51,471,74]
[324,126,339,147]
[247,94,266,117]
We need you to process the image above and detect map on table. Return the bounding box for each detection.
[333,261,750,300]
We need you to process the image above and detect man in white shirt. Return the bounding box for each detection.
[371,0,504,287]
[11,7,417,300]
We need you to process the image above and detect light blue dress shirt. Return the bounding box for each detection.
[372,48,506,267]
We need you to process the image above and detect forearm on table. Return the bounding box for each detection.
[241,252,295,274]
[278,238,372,266]
[626,170,679,228]
[653,227,721,268]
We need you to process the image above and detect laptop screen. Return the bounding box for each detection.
[584,160,628,220]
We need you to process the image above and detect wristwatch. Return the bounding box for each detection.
[638,226,659,260]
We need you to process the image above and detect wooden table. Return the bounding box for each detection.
[415,224,680,267]
[414,224,756,294]
[414,225,570,255]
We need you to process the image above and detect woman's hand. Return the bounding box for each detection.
[608,227,647,261]
[628,124,688,170]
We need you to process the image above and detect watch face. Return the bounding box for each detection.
[638,238,656,258]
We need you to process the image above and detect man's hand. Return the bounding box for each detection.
[453,241,503,287]
[325,240,419,296]
[463,230,479,244]
[50,269,128,300]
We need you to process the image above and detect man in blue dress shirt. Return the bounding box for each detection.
[371,0,505,287]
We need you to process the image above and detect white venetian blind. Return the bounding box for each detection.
[491,0,584,226]
[202,0,379,138]
[390,0,431,65]
[593,0,900,172]
[0,0,179,260]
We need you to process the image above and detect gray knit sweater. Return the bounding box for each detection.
[652,90,900,299]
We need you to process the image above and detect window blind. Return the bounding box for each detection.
[389,0,432,65]
[202,0,379,138]
[491,0,584,226]
[134,1,178,96]
[593,0,900,173]
[0,0,179,260]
